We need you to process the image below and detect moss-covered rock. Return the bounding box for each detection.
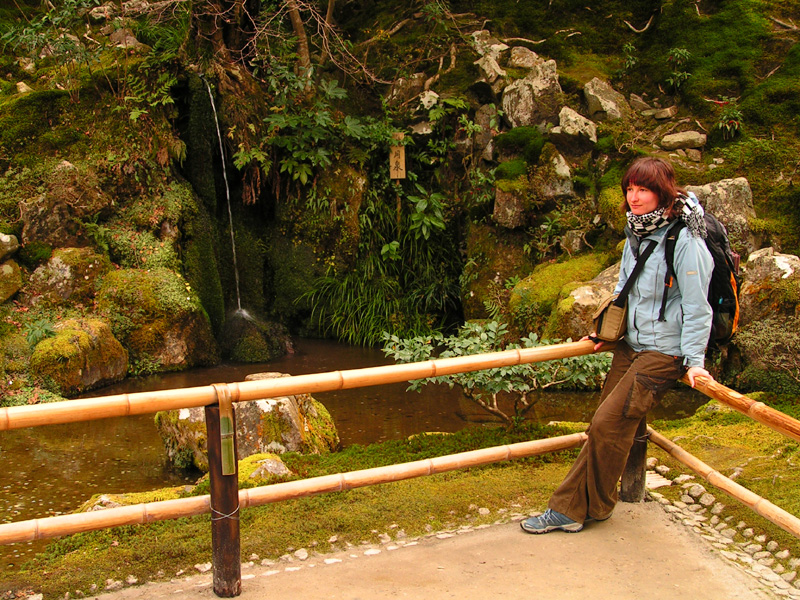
[0,258,22,302]
[509,252,613,335]
[219,311,293,362]
[97,267,219,372]
[597,185,626,235]
[461,223,531,320]
[21,247,111,307]
[155,373,339,471]
[29,318,128,396]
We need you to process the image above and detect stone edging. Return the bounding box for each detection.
[646,466,800,599]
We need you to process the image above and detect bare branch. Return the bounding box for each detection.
[770,16,798,30]
[624,14,655,34]
[502,36,547,45]
[359,18,412,47]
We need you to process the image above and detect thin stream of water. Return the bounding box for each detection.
[202,77,242,312]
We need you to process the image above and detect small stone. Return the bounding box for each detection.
[753,551,772,559]
[329,535,338,543]
[768,541,780,552]
[674,501,688,509]
[294,549,309,560]
[711,503,725,515]
[104,580,123,591]
[673,474,695,484]
[760,570,781,582]
[710,516,720,526]
[720,528,737,539]
[742,528,755,538]
[324,558,342,565]
[699,493,715,507]
[744,544,763,555]
[776,565,787,574]
[655,465,670,476]
[791,558,800,569]
[778,550,792,560]
[195,562,212,573]
[125,575,138,585]
[783,572,797,583]
[687,484,707,498]
[687,504,705,513]
[478,507,490,516]
[364,549,381,556]
[646,457,659,468]
[756,534,768,543]
[378,533,392,544]
[758,557,776,567]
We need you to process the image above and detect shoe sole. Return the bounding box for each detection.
[520,521,583,534]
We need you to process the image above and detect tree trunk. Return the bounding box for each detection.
[286,0,312,74]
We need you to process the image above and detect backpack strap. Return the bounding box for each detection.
[614,238,657,308]
[659,220,687,322]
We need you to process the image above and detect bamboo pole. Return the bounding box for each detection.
[647,427,800,539]
[0,432,587,546]
[0,340,599,431]
[686,375,800,444]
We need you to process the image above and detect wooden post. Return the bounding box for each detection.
[620,416,647,502]
[206,383,241,597]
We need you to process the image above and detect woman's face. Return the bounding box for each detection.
[626,184,660,215]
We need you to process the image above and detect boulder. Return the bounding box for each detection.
[0,260,22,303]
[549,106,597,153]
[387,73,427,106]
[19,162,114,248]
[629,94,652,112]
[29,319,128,395]
[0,233,19,261]
[96,268,220,371]
[738,248,800,325]
[547,263,620,340]
[22,247,112,307]
[493,187,526,229]
[155,372,340,471]
[89,3,118,21]
[584,78,631,122]
[501,60,562,127]
[660,131,706,150]
[470,30,509,60]
[474,54,507,84]
[109,28,147,51]
[534,145,573,199]
[474,104,501,161]
[508,47,544,69]
[686,177,757,255]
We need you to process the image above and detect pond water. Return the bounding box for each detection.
[0,338,708,570]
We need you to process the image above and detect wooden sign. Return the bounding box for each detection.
[390,132,406,179]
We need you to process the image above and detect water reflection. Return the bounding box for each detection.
[0,338,707,569]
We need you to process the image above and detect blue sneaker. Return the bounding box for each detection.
[520,509,583,534]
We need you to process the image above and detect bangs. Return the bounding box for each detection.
[622,161,662,190]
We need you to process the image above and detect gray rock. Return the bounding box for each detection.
[654,105,679,119]
[660,131,706,150]
[584,78,631,122]
[687,484,707,498]
[387,73,427,106]
[492,187,527,229]
[629,94,652,112]
[474,54,507,84]
[501,60,562,127]
[738,248,800,325]
[470,30,509,60]
[561,230,586,255]
[686,177,758,255]
[508,47,543,69]
[549,106,597,152]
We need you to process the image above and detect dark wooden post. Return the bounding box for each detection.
[205,383,241,597]
[620,416,648,502]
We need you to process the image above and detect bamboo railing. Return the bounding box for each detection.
[0,340,599,431]
[0,432,587,545]
[648,427,800,538]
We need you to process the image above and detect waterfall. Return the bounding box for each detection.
[202,78,243,314]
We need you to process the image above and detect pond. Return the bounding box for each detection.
[0,338,708,570]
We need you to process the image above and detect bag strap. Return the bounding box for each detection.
[614,238,657,307]
[658,220,686,321]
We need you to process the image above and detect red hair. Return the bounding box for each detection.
[620,157,685,217]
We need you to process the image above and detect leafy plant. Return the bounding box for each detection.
[23,319,56,347]
[622,42,638,72]
[383,321,611,428]
[406,183,446,240]
[666,47,692,93]
[715,96,744,140]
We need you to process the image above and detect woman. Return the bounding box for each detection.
[521,156,714,534]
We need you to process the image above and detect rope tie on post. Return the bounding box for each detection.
[633,430,651,443]
[210,506,240,522]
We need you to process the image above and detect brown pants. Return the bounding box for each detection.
[548,341,685,523]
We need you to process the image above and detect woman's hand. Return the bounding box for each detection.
[685,366,713,388]
[580,333,606,352]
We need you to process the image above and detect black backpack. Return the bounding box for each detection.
[659,213,741,348]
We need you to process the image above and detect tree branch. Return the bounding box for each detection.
[624,14,655,34]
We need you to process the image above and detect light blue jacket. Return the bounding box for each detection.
[614,220,713,368]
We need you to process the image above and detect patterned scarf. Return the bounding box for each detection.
[626,193,707,239]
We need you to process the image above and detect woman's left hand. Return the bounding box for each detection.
[685,366,713,388]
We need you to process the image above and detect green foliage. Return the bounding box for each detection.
[493,126,545,165]
[383,320,610,427]
[16,241,53,269]
[406,183,446,240]
[665,47,691,93]
[715,96,744,140]
[116,71,177,122]
[495,159,527,181]
[622,42,638,72]
[733,317,800,395]
[23,318,56,347]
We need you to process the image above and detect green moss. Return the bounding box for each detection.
[598,186,626,234]
[493,126,545,164]
[495,158,528,181]
[509,252,612,334]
